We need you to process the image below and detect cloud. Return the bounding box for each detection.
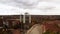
[0,3,21,15]
[0,0,60,9]
[0,0,60,15]
[0,0,40,9]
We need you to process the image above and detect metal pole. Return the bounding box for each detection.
[23,13,26,34]
[23,14,25,23]
[29,15,31,23]
[20,14,22,22]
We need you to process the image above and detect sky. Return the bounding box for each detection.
[0,0,60,15]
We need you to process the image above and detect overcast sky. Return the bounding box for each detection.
[0,0,60,15]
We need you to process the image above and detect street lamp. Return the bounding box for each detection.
[23,12,31,23]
